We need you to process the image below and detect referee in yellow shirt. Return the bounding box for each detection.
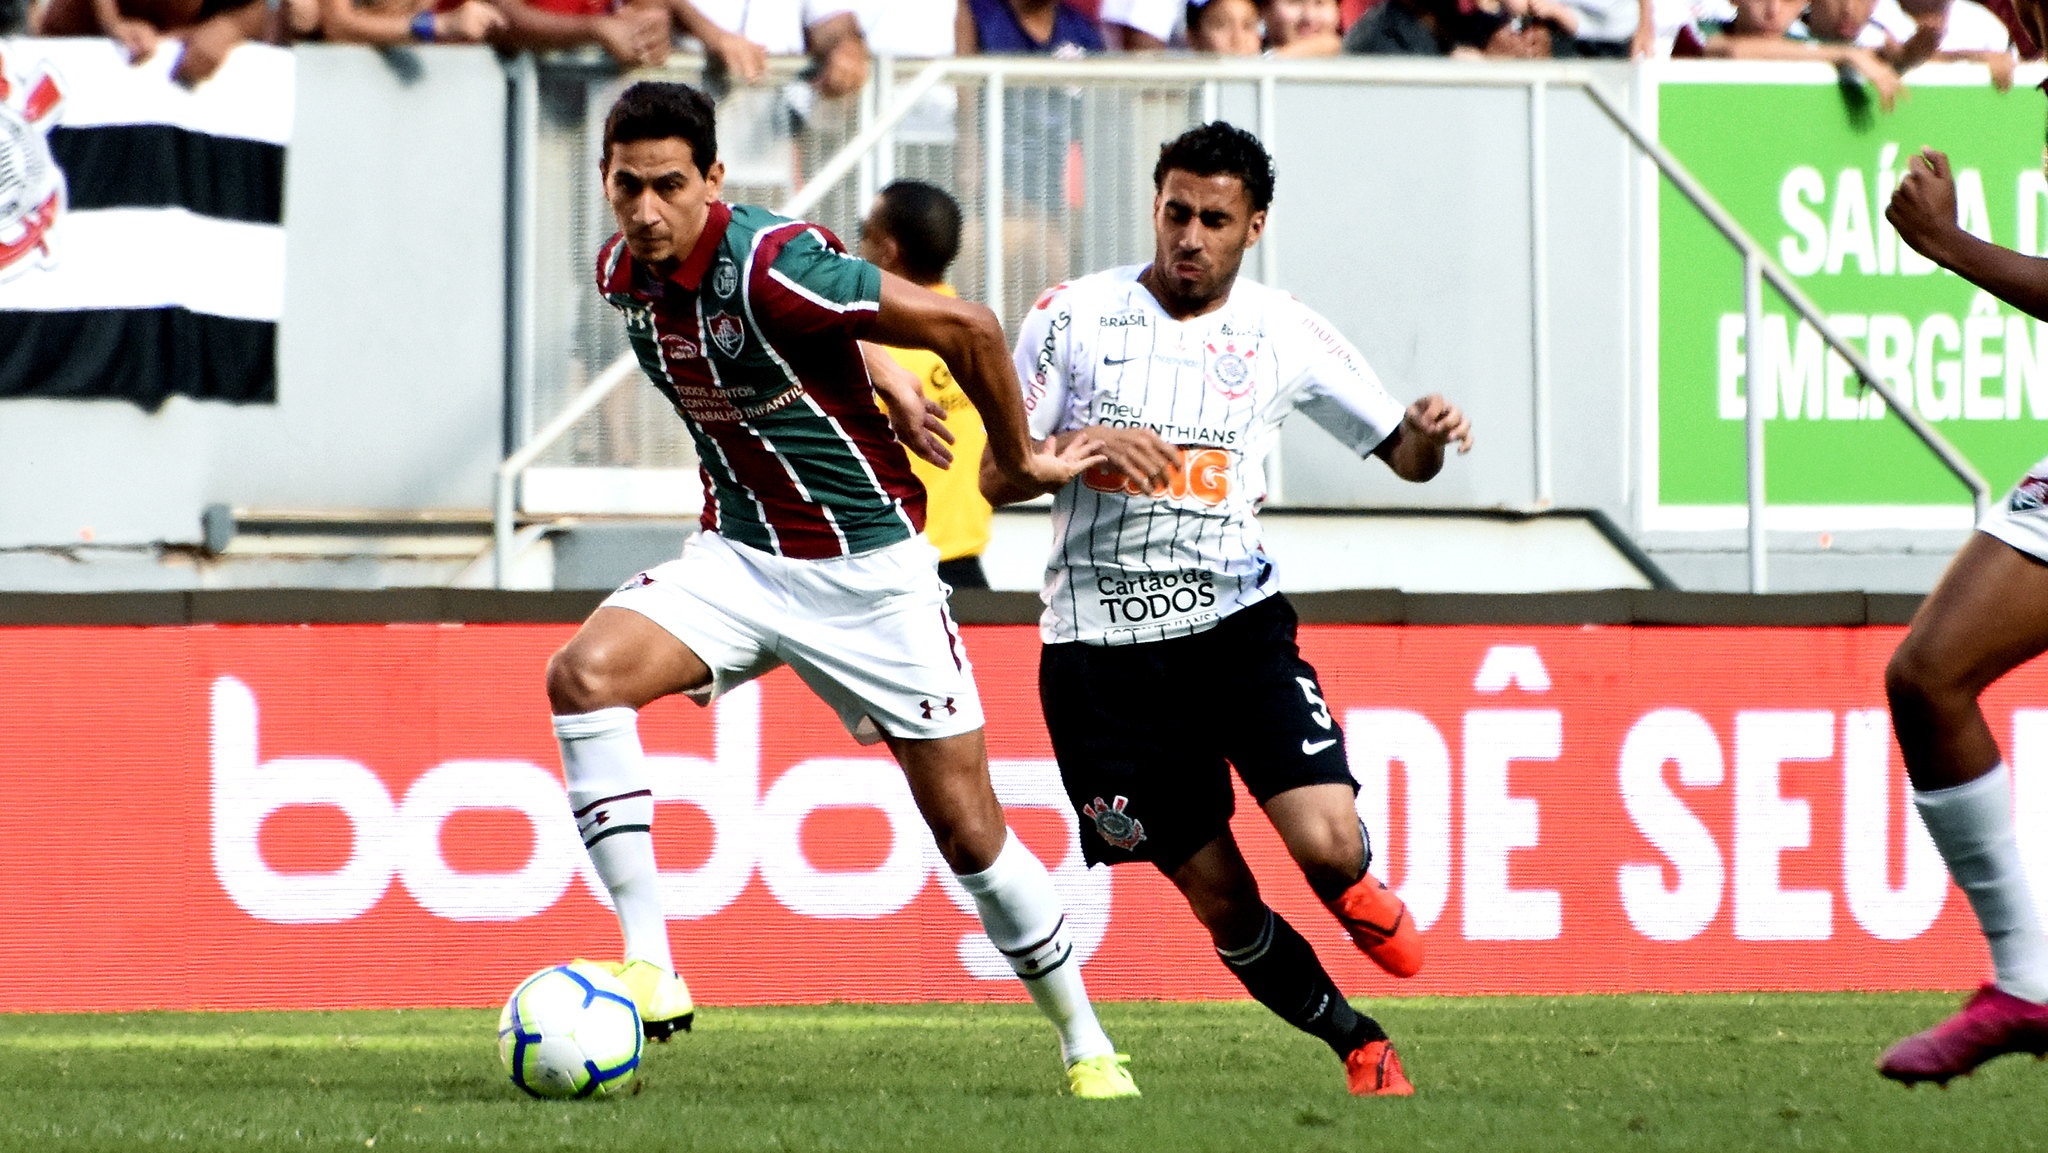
[860,180,994,589]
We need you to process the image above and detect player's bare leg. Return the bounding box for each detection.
[545,606,711,1039]
[1880,533,2048,1083]
[1167,831,1412,1096]
[1264,783,1423,979]
[885,730,1135,1097]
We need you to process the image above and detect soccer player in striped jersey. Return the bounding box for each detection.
[547,80,1139,1099]
[989,122,1473,1097]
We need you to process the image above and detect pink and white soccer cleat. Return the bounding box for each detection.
[1878,984,2048,1086]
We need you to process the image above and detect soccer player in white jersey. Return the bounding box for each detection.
[987,122,1472,1097]
[547,81,1139,1099]
[1874,135,2048,1087]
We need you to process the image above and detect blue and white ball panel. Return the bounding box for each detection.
[497,963,642,1100]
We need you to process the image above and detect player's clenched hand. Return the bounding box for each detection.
[1088,424,1184,490]
[1887,148,1959,261]
[1404,395,1474,453]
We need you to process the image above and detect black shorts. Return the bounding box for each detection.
[1039,595,1357,872]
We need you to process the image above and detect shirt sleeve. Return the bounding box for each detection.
[1013,284,1079,442]
[750,224,883,340]
[803,0,860,26]
[1286,303,1408,458]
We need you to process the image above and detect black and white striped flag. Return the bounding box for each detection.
[0,39,291,409]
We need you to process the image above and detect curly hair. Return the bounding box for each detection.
[1152,121,1276,212]
[603,82,718,176]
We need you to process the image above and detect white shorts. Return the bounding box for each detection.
[602,531,984,744]
[1978,456,2048,563]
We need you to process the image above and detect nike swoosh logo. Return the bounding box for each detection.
[1302,738,1338,756]
[1104,356,1137,366]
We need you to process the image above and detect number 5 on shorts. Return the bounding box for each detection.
[1296,676,1333,730]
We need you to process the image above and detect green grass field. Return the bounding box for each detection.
[3,995,2042,1152]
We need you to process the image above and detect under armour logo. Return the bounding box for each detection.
[920,697,958,720]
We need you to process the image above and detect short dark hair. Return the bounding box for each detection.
[0,0,26,35]
[870,180,962,284]
[1153,121,1275,213]
[603,82,718,176]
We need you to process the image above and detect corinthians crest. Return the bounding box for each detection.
[1082,795,1146,851]
[0,49,65,283]
[1205,339,1256,400]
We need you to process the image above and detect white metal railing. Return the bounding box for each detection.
[491,56,1990,590]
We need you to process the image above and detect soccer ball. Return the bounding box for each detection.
[497,962,643,1099]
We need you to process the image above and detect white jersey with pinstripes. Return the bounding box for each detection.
[1015,265,1408,646]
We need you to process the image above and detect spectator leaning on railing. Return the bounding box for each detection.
[1100,0,1182,46]
[964,0,1105,53]
[1187,0,1262,50]
[1804,0,1946,77]
[1873,0,2018,87]
[1258,0,1343,52]
[484,0,670,66]
[677,0,869,98]
[1681,0,1909,112]
[280,0,509,51]
[34,0,269,84]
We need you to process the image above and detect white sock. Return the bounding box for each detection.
[1915,764,2048,1002]
[954,830,1114,1064]
[554,708,673,973]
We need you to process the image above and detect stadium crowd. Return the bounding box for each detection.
[4,0,2022,98]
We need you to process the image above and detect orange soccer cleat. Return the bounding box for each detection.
[1344,1039,1415,1097]
[1324,874,1424,979]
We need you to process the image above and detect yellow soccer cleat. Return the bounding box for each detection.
[582,958,696,1041]
[1065,1053,1140,1099]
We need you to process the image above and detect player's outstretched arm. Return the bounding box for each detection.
[1373,395,1474,483]
[867,272,1103,501]
[1890,148,2048,321]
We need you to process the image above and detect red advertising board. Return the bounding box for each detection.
[1,622,2039,1012]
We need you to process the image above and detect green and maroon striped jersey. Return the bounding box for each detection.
[596,201,926,559]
